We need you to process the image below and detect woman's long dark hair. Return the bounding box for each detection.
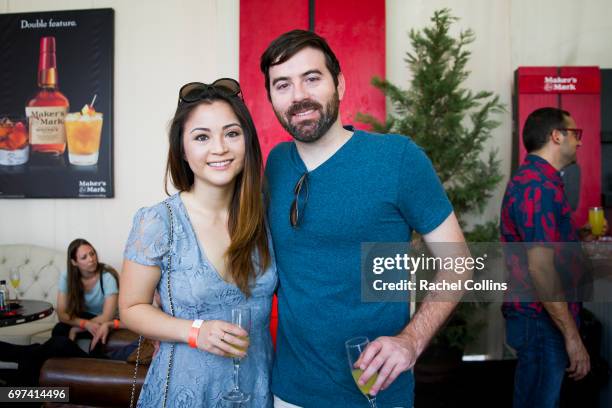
[164,85,270,297]
[66,238,119,317]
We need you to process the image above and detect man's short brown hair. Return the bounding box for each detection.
[260,29,341,100]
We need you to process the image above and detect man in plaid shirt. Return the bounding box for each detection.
[500,107,590,408]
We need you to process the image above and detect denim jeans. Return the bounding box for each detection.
[505,312,569,408]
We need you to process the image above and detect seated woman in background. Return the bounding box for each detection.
[0,238,133,385]
[53,238,119,344]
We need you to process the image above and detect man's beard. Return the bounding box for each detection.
[275,91,340,143]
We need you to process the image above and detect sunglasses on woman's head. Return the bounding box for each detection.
[178,78,243,104]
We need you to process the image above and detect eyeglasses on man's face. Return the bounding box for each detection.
[558,128,583,141]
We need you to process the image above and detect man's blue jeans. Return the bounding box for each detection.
[505,312,569,408]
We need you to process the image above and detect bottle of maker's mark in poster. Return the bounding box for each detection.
[26,36,69,155]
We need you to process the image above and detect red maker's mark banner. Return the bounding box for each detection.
[518,73,601,94]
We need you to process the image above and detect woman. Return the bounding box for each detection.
[53,238,120,345]
[0,239,129,385]
[120,79,277,407]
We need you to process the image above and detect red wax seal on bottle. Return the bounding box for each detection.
[38,37,57,85]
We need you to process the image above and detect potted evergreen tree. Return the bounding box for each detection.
[357,8,504,381]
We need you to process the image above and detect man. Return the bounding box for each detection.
[261,29,466,407]
[500,107,590,408]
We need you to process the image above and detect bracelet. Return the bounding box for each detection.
[188,319,204,348]
[113,319,120,330]
[79,319,87,329]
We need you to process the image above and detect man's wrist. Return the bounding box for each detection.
[397,330,424,357]
[562,328,581,343]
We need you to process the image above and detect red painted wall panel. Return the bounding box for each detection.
[240,0,386,161]
[240,0,309,348]
[315,0,386,127]
[239,0,309,161]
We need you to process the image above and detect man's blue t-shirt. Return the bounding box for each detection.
[265,129,453,407]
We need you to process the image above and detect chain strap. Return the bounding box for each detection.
[161,200,175,408]
[128,335,142,408]
[130,199,176,408]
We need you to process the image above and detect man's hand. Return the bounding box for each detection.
[580,219,609,241]
[354,334,418,396]
[565,335,590,380]
[90,322,111,351]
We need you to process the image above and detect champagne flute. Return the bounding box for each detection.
[9,268,20,301]
[346,336,379,408]
[221,306,251,403]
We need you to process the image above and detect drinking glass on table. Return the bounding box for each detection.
[9,268,21,300]
[346,336,379,408]
[221,306,251,403]
[589,207,605,238]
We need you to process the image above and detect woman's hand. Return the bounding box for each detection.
[196,320,249,357]
[68,326,83,341]
[84,320,101,337]
[90,322,112,351]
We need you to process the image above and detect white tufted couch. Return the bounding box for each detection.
[0,244,63,353]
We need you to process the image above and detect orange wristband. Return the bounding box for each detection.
[79,319,87,329]
[113,319,120,330]
[188,319,204,348]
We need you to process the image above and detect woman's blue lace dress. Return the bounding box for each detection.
[124,193,277,407]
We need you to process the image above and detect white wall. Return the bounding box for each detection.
[0,0,239,269]
[511,0,612,67]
